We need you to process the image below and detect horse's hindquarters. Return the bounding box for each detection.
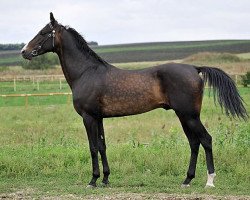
[157,64,204,115]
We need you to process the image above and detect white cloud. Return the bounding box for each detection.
[0,0,249,44]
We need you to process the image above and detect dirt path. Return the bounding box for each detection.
[1,190,250,200]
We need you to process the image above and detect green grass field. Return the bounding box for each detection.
[0,87,249,198]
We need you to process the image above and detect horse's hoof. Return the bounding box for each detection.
[86,184,96,189]
[181,184,190,188]
[205,183,215,188]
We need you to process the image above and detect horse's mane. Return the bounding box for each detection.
[66,27,108,65]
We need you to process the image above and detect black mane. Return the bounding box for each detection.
[66,27,107,65]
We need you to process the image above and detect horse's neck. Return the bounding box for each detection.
[56,31,104,88]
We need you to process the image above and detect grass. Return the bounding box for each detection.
[184,52,241,64]
[0,87,249,198]
[183,52,250,75]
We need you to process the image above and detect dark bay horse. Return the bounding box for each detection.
[21,13,248,188]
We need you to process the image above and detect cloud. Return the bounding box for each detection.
[0,0,249,44]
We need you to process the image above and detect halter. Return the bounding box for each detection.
[31,22,56,56]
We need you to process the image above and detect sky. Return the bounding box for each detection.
[0,0,250,45]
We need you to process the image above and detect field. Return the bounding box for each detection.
[0,50,22,66]
[1,40,250,66]
[93,40,250,63]
[0,78,249,199]
[0,42,249,198]
[0,87,249,199]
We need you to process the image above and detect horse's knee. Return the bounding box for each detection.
[98,144,106,152]
[200,133,212,151]
[90,147,98,157]
[190,143,200,153]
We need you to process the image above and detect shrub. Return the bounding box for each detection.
[22,53,59,70]
[184,52,241,64]
[241,71,250,87]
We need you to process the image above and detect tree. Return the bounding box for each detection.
[21,53,59,70]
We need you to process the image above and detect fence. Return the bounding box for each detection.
[0,75,65,82]
[0,75,68,92]
[0,92,72,107]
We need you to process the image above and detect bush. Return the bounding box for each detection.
[22,53,59,70]
[241,71,250,87]
[184,52,241,64]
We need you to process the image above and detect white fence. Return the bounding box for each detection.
[0,75,68,92]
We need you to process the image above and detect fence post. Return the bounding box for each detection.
[13,78,16,91]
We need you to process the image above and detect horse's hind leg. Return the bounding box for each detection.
[196,121,216,187]
[178,114,200,186]
[177,113,216,187]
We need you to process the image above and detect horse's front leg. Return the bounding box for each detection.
[97,119,110,186]
[82,113,100,188]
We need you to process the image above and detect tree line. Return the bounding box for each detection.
[0,43,25,51]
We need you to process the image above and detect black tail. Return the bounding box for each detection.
[196,66,248,120]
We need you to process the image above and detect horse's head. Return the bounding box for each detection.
[21,12,60,60]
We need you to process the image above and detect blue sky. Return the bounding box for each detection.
[0,0,250,45]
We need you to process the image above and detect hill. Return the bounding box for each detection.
[1,40,250,66]
[93,40,250,63]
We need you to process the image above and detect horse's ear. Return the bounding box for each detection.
[50,12,56,25]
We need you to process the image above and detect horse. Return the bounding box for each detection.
[21,13,248,188]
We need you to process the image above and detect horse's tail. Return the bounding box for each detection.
[196,66,248,120]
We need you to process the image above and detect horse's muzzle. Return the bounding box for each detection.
[21,49,33,60]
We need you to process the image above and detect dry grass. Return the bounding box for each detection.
[183,52,250,74]
[0,66,63,77]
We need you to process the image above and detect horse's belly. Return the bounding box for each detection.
[101,96,158,117]
[101,70,168,117]
[101,86,167,117]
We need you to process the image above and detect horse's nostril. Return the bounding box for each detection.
[21,49,25,54]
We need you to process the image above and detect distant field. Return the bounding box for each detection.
[1,40,250,66]
[0,50,22,66]
[93,40,250,63]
